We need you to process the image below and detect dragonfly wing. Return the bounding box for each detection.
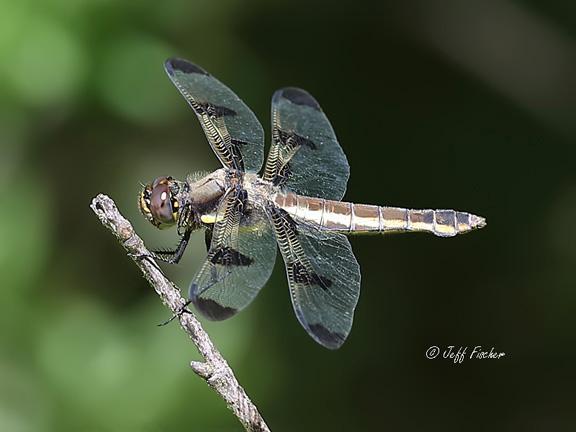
[268,206,361,349]
[190,188,277,320]
[264,88,350,200]
[165,58,265,172]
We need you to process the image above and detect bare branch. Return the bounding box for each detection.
[90,194,270,432]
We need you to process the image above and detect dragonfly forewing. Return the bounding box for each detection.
[190,187,277,320]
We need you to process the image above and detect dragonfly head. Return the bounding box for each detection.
[139,176,182,229]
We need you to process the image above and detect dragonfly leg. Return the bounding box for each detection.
[128,252,167,276]
[157,299,193,326]
[150,230,192,264]
[204,225,213,251]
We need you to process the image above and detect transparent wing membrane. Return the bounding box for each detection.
[264,87,350,200]
[165,58,265,172]
[190,188,277,320]
[268,207,361,349]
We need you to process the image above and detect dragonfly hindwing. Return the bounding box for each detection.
[268,206,361,349]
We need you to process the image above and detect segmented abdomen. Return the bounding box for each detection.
[274,192,486,237]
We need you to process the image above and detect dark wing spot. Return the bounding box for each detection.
[308,323,346,349]
[210,104,236,117]
[210,246,253,266]
[281,87,321,111]
[194,102,237,117]
[292,133,316,150]
[314,274,332,290]
[277,129,316,150]
[193,296,237,321]
[290,261,332,291]
[165,58,209,76]
[230,138,249,146]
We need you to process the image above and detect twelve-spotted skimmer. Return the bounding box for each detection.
[139,58,486,349]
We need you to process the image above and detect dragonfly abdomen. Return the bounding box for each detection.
[274,192,486,237]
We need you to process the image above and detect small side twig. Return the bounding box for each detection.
[90,194,270,432]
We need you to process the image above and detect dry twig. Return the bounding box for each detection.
[90,194,270,432]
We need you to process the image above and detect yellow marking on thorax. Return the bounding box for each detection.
[200,213,224,224]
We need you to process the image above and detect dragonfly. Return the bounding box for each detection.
[139,58,486,349]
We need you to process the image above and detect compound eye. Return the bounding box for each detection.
[150,182,175,225]
[139,187,152,215]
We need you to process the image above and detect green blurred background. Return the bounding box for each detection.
[1,0,576,430]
